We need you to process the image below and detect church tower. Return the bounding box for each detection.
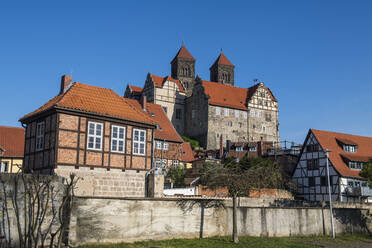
[171,45,196,96]
[210,52,235,86]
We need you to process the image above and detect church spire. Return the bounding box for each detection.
[210,51,235,85]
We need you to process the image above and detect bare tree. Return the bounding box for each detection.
[0,173,78,248]
[200,157,287,243]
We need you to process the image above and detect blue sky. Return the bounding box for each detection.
[0,0,371,144]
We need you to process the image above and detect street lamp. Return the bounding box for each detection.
[325,149,335,238]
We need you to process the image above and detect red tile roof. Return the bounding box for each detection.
[201,80,277,110]
[181,142,196,162]
[0,126,25,157]
[311,129,372,178]
[129,85,143,94]
[150,74,185,93]
[20,82,156,126]
[211,52,234,68]
[125,99,183,143]
[171,45,195,62]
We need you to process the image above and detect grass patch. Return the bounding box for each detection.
[76,234,372,248]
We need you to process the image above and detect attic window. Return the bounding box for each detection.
[349,161,364,170]
[343,145,356,153]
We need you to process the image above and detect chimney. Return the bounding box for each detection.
[219,135,223,159]
[140,95,147,111]
[60,75,72,94]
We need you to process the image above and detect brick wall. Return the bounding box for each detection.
[154,141,182,162]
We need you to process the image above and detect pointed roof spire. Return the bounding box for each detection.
[211,51,234,68]
[171,44,195,63]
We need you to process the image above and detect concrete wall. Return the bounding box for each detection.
[68,197,372,246]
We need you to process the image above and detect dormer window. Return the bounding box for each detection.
[349,161,364,170]
[343,145,356,153]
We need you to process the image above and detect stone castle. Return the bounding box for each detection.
[125,45,280,150]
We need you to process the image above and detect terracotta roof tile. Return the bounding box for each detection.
[201,80,277,110]
[171,45,195,62]
[311,129,372,178]
[0,126,25,157]
[20,83,155,126]
[125,99,183,143]
[151,74,185,93]
[181,142,196,162]
[211,52,234,68]
[129,85,143,94]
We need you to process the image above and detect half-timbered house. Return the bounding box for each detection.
[292,129,372,202]
[19,75,156,197]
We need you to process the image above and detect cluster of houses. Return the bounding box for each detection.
[1,45,372,202]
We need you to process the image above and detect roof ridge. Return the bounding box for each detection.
[311,129,372,139]
[0,126,24,129]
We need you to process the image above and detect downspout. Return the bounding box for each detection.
[146,128,156,197]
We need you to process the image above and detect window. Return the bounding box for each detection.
[243,112,247,119]
[349,161,363,170]
[235,110,239,118]
[192,110,196,119]
[236,146,243,152]
[156,141,162,149]
[173,160,179,167]
[133,129,146,155]
[111,125,125,153]
[307,144,319,152]
[163,142,168,151]
[155,158,162,167]
[264,101,268,106]
[176,109,182,120]
[224,108,229,116]
[321,176,327,186]
[258,111,262,117]
[307,159,319,170]
[36,122,45,151]
[250,110,255,117]
[0,161,9,173]
[238,123,242,128]
[227,121,232,127]
[308,177,315,187]
[265,113,271,122]
[260,92,265,97]
[162,106,167,114]
[258,100,262,105]
[262,126,266,132]
[216,107,221,115]
[252,124,256,129]
[348,180,354,187]
[87,122,103,150]
[343,145,356,153]
[249,146,257,152]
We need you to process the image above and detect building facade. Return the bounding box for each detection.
[0,126,24,173]
[20,75,156,197]
[125,45,280,149]
[292,129,372,202]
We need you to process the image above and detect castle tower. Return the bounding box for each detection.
[171,45,196,95]
[209,52,235,86]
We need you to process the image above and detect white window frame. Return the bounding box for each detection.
[155,158,162,167]
[243,112,247,119]
[87,122,103,151]
[250,110,255,117]
[216,106,221,115]
[111,125,125,153]
[156,141,162,150]
[249,146,257,152]
[163,142,168,151]
[236,147,243,152]
[36,122,45,151]
[343,145,356,153]
[225,108,229,116]
[0,161,9,173]
[133,129,146,155]
[235,110,239,118]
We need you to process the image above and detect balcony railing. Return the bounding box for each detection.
[361,187,372,197]
[346,186,372,197]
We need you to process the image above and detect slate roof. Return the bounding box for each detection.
[311,129,372,178]
[125,99,183,143]
[20,82,155,126]
[0,126,25,158]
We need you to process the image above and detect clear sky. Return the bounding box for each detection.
[0,0,371,144]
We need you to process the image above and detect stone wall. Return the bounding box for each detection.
[68,197,372,246]
[54,166,146,197]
